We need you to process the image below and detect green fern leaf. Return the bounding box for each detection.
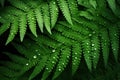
[0,23,10,36]
[59,21,89,35]
[52,47,71,80]
[91,35,100,69]
[0,75,10,80]
[77,0,91,8]
[42,3,52,34]
[41,50,60,80]
[34,7,44,33]
[8,0,29,11]
[67,0,78,15]
[27,10,37,37]
[79,11,94,20]
[4,52,28,65]
[0,66,18,77]
[57,0,73,25]
[49,0,59,28]
[89,0,97,9]
[109,26,119,62]
[0,61,22,71]
[55,23,84,41]
[106,0,116,14]
[6,19,18,45]
[28,56,48,80]
[100,29,110,67]
[72,43,82,75]
[82,39,92,71]
[19,14,27,42]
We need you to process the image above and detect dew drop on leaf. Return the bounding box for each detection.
[92,44,95,46]
[35,49,38,52]
[33,55,37,59]
[58,68,61,71]
[52,49,55,52]
[52,61,55,64]
[75,53,77,55]
[53,57,56,59]
[26,63,29,66]
[46,67,49,70]
[89,34,92,36]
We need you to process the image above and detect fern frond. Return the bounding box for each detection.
[89,0,97,9]
[28,56,48,80]
[77,0,91,8]
[27,10,37,37]
[0,66,18,77]
[0,75,10,80]
[4,52,28,65]
[0,61,22,71]
[91,35,100,69]
[52,47,71,80]
[100,29,110,67]
[6,18,19,45]
[106,0,116,15]
[57,0,73,25]
[41,50,60,80]
[42,3,51,34]
[49,0,59,28]
[72,43,82,75]
[8,0,30,12]
[109,26,119,62]
[34,7,44,33]
[19,14,27,41]
[82,39,92,71]
[67,0,78,15]
[0,23,10,36]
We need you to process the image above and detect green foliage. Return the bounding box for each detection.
[0,0,120,80]
[0,0,74,44]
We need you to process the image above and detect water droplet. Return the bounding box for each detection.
[33,55,37,59]
[53,2,56,4]
[75,57,77,59]
[24,7,27,9]
[87,51,90,53]
[75,53,77,55]
[26,63,29,66]
[11,33,14,35]
[94,48,97,50]
[89,34,92,36]
[93,56,96,58]
[62,63,65,65]
[67,56,69,58]
[53,57,56,59]
[73,63,76,65]
[86,43,89,45]
[58,68,61,71]
[92,44,95,46]
[113,48,116,51]
[46,67,48,70]
[52,49,55,52]
[56,8,58,10]
[93,31,96,34]
[52,61,55,64]
[35,50,38,52]
[114,34,117,36]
